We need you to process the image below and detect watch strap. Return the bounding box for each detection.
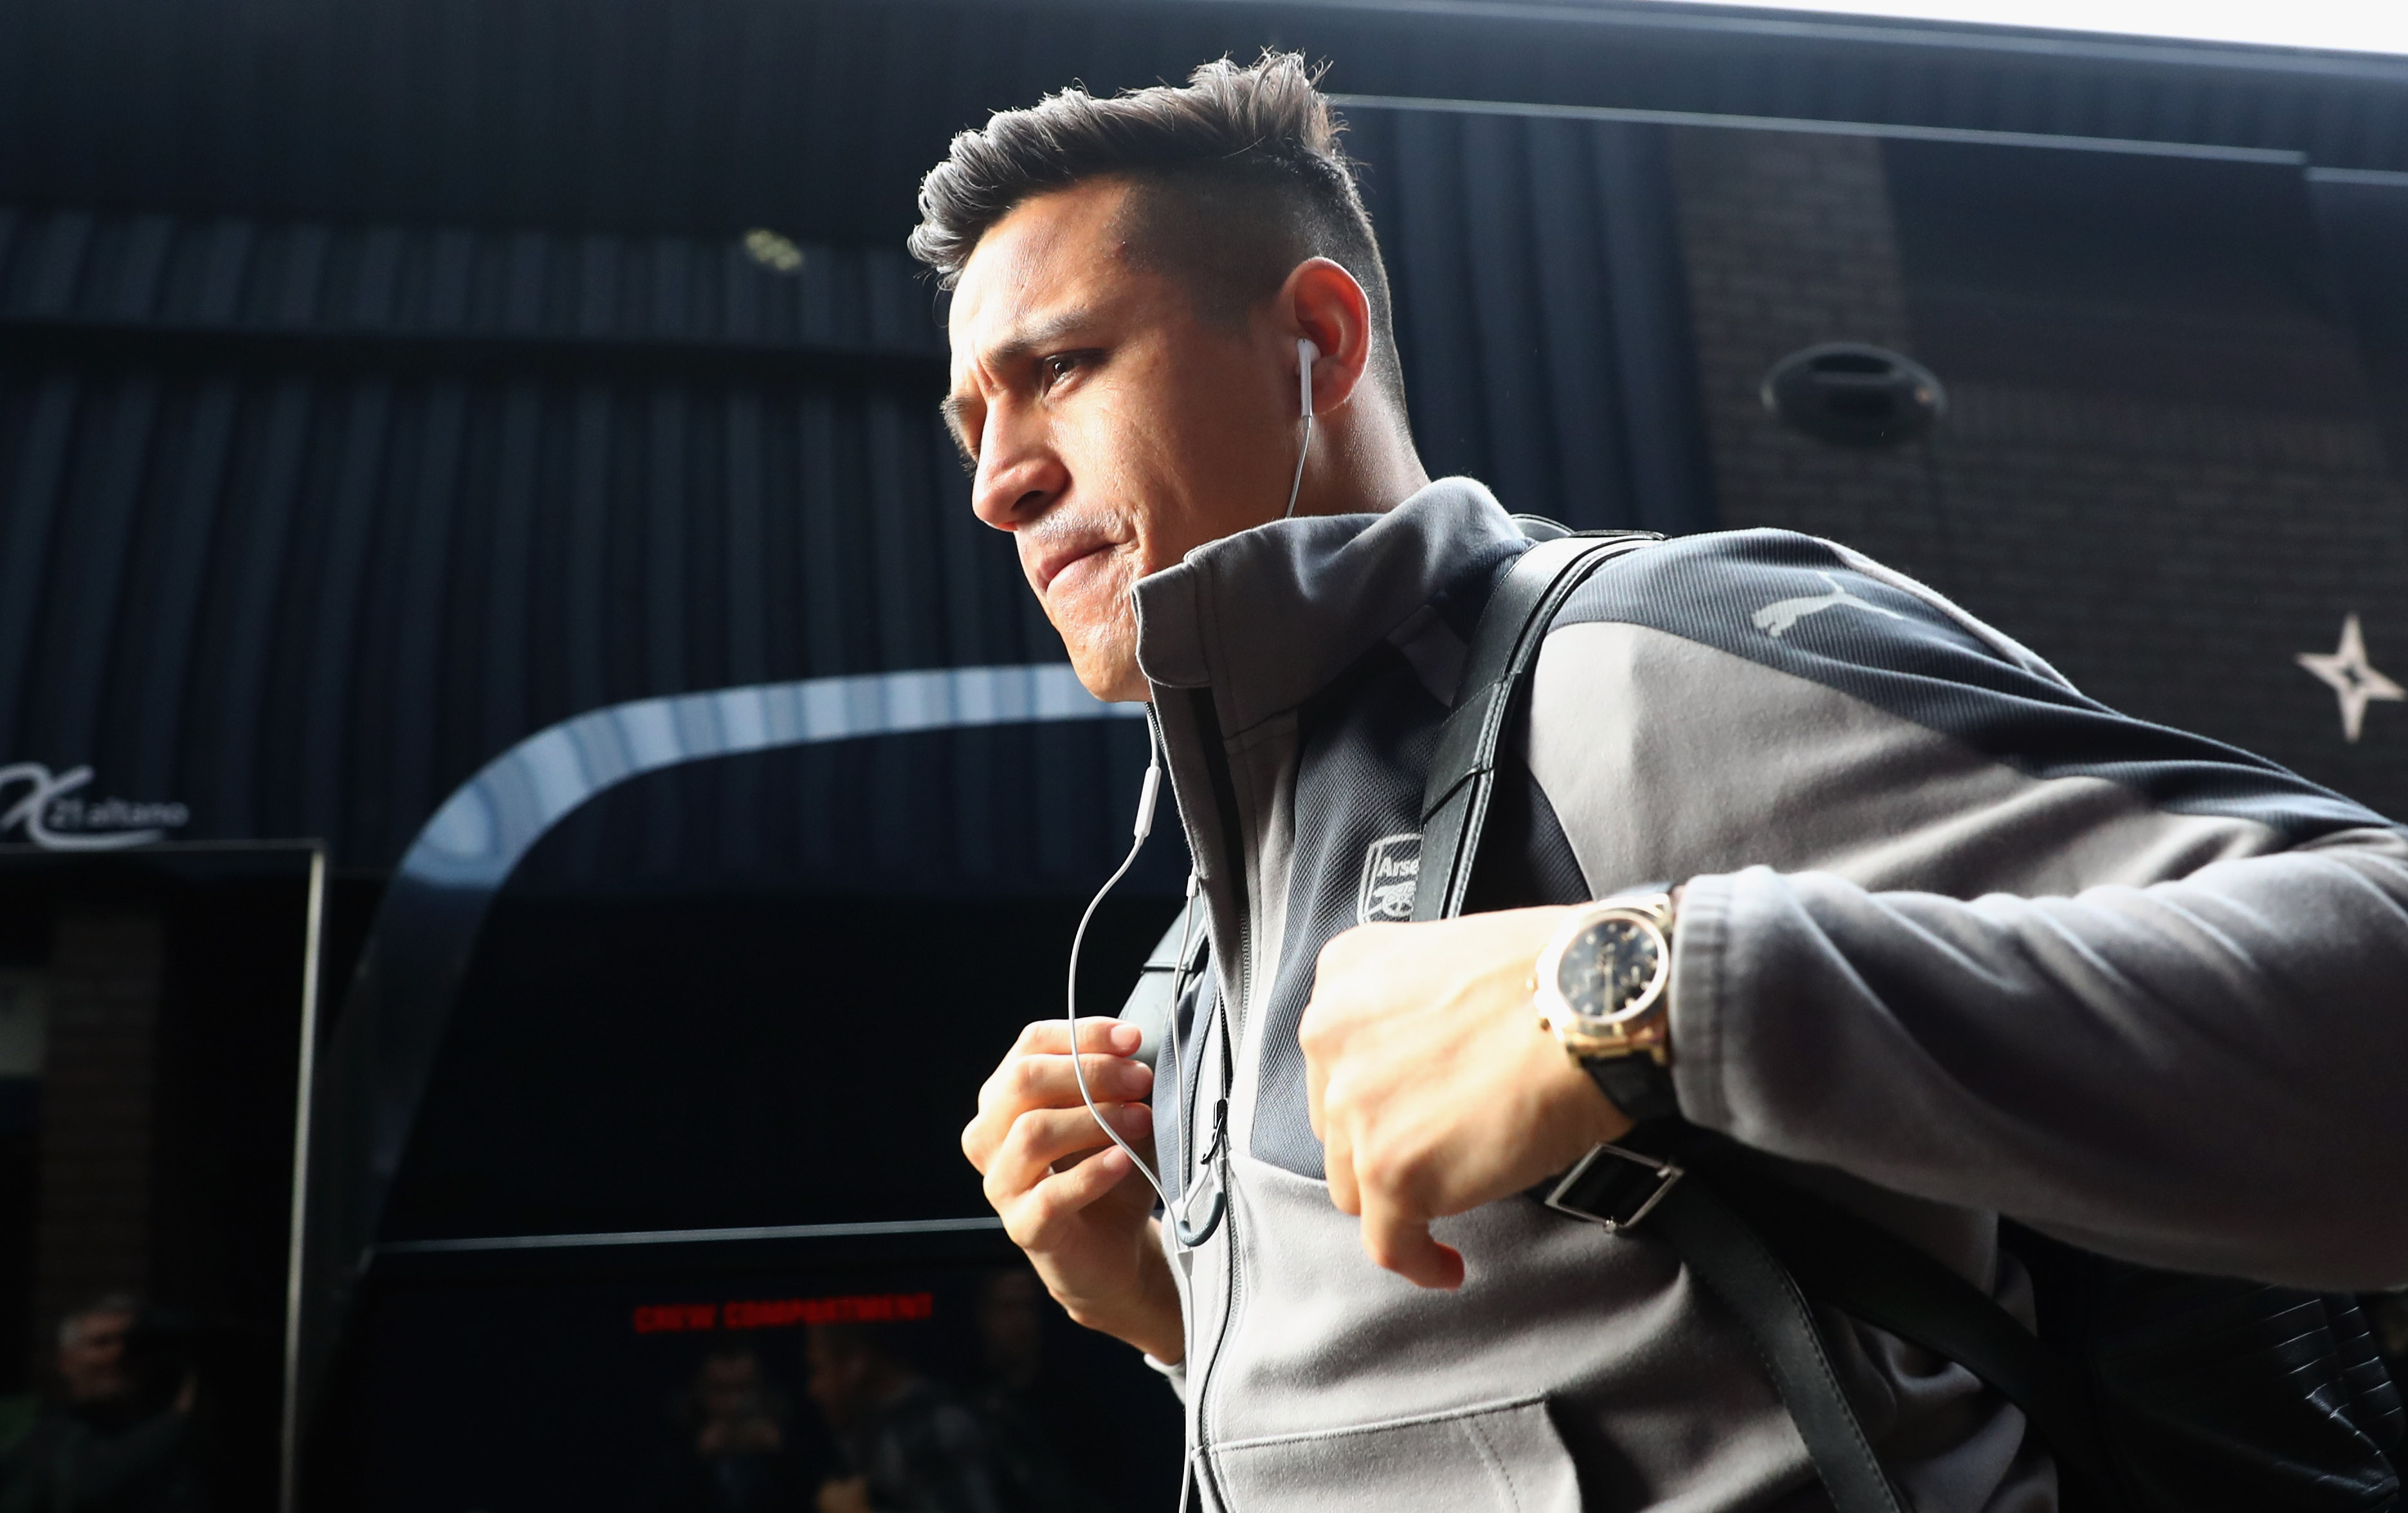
[1584,1051,1680,1124]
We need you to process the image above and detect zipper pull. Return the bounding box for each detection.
[1199,1097,1229,1168]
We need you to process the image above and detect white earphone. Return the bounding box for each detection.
[1284,337,1319,519]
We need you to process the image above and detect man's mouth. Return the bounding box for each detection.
[1032,532,1117,594]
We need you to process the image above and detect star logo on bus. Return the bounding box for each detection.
[2297,614,2403,743]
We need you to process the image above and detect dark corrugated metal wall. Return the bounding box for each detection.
[0,105,1708,868]
[1351,109,1710,536]
[0,208,994,864]
[0,205,949,352]
[6,0,2408,247]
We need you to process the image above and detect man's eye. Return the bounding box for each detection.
[1042,353,1085,386]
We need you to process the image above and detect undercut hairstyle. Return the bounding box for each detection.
[909,51,1408,413]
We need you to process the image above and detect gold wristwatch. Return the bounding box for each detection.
[1531,890,1680,1123]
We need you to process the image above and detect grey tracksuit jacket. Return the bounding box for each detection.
[1131,476,2408,1513]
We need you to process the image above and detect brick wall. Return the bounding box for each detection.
[1920,383,2408,800]
[1665,126,1951,581]
[1665,123,2408,816]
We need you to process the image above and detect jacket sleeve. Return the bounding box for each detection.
[1672,834,2408,1290]
[1526,529,2408,1289]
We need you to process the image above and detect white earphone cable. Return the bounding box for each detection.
[1281,413,1315,520]
[1064,715,1182,1219]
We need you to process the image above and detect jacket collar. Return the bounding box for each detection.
[1131,477,1528,734]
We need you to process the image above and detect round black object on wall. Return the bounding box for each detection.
[1761,343,1947,446]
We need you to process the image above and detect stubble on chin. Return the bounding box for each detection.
[1064,625,1142,702]
[1048,551,1147,702]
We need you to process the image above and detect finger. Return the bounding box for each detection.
[1322,1105,1361,1217]
[1013,1052,1153,1112]
[1049,1103,1154,1175]
[1002,1144,1141,1247]
[967,1053,1152,1162]
[1011,1017,1143,1059]
[976,1049,1150,1126]
[987,1103,1147,1198]
[972,1036,1104,1166]
[1302,1006,1330,1144]
[985,1103,1151,1203]
[1360,1192,1465,1290]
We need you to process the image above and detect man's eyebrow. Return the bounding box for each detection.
[987,305,1099,366]
[937,305,1100,468]
[938,394,976,470]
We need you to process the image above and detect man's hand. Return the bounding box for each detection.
[1302,906,1633,1289]
[962,1018,1185,1362]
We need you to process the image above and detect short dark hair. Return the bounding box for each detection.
[909,52,1406,412]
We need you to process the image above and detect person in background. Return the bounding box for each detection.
[0,1296,204,1513]
[652,1344,812,1513]
[968,1270,1102,1513]
[803,1323,1000,1513]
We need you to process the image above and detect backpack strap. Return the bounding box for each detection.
[1410,531,1659,923]
[1709,1160,2116,1495]
[1118,894,1209,1072]
[1414,524,2109,1513]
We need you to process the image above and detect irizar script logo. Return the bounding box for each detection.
[1752,572,1908,639]
[0,764,187,850]
[1356,832,1421,924]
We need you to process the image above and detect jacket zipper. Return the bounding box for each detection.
[1174,686,1254,1512]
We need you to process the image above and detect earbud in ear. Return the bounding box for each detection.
[1297,338,1320,419]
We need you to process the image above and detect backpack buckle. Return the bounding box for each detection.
[1545,1141,1685,1233]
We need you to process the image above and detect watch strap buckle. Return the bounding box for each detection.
[1545,1141,1685,1233]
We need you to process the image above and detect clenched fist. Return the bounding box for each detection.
[1302,906,1634,1289]
[961,1018,1186,1362]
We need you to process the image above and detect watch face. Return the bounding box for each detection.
[1555,917,1665,1026]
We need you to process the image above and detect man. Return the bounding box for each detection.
[969,1269,1109,1513]
[804,1325,1001,1513]
[0,1298,203,1513]
[931,52,2408,1512]
[652,1344,811,1513]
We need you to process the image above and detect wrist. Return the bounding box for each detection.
[1533,888,1681,1125]
[1126,1227,1187,1363]
[1562,1051,1637,1144]
[1051,1224,1185,1364]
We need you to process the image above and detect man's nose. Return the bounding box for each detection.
[971,424,1069,529]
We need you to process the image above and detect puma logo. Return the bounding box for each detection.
[1752,573,1907,639]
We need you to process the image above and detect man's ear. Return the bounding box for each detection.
[1279,257,1376,418]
